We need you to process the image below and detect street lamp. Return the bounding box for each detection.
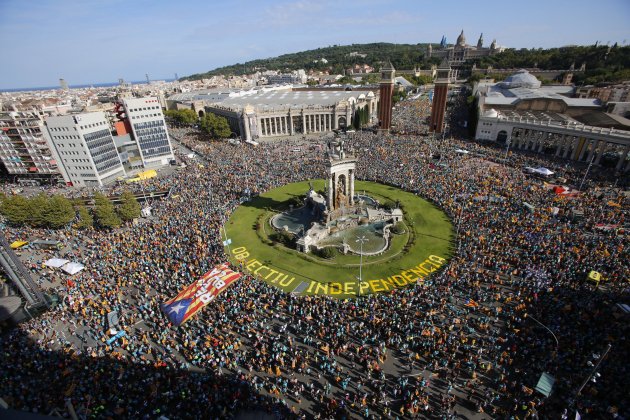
[524,313,559,357]
[579,153,596,191]
[576,343,612,397]
[504,138,512,161]
[356,235,369,298]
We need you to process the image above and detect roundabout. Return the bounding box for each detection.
[225,179,453,298]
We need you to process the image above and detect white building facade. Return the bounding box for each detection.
[205,89,378,141]
[122,97,174,167]
[476,109,630,172]
[0,111,61,183]
[43,112,126,186]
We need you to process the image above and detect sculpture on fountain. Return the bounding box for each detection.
[271,133,403,255]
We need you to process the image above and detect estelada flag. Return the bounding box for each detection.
[464,299,480,308]
[161,263,241,326]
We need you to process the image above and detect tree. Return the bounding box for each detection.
[93,192,121,229]
[0,194,30,225]
[118,191,141,221]
[76,205,93,229]
[200,113,232,139]
[41,195,75,228]
[27,194,48,227]
[164,109,199,126]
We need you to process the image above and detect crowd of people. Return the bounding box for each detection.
[0,93,628,419]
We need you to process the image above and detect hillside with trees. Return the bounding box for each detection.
[471,44,630,85]
[182,43,436,80]
[183,42,629,87]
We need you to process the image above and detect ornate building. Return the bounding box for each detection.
[203,88,377,141]
[474,70,630,172]
[427,30,504,67]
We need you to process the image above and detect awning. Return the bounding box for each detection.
[61,262,85,275]
[44,258,70,268]
[10,240,28,249]
[29,167,38,172]
[535,372,555,397]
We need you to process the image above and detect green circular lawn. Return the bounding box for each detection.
[225,180,453,298]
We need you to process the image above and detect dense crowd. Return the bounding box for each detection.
[0,95,628,419]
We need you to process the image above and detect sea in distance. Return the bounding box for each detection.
[1,79,175,93]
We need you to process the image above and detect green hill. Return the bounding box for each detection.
[182,43,630,86]
[181,43,438,80]
[473,44,630,85]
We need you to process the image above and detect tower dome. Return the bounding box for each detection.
[456,30,466,46]
[499,69,541,89]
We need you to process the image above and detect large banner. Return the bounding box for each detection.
[161,263,242,326]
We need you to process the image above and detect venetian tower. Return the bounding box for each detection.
[429,59,452,134]
[378,61,395,131]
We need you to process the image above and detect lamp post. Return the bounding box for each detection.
[579,153,596,191]
[356,235,368,298]
[576,343,612,397]
[504,138,512,161]
[525,313,559,357]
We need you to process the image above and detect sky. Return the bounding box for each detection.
[0,0,629,89]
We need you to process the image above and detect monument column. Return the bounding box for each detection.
[595,141,607,165]
[429,59,450,134]
[289,113,294,135]
[378,61,395,131]
[616,145,629,171]
[586,139,598,162]
[555,135,565,157]
[579,139,592,161]
[349,169,355,205]
[242,112,251,141]
[537,133,546,153]
[563,137,572,158]
[328,174,334,209]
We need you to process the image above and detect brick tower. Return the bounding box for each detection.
[429,59,452,134]
[378,61,395,131]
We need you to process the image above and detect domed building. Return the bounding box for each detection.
[427,30,504,69]
[473,70,630,173]
[474,69,598,116]
[498,69,542,89]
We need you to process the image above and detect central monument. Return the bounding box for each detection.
[326,137,356,213]
[271,132,403,255]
